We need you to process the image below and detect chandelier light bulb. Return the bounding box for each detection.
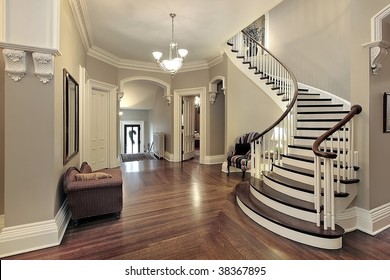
[152,51,162,60]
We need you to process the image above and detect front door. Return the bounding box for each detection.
[182,96,195,161]
[124,124,141,154]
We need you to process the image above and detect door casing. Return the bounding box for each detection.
[173,87,206,163]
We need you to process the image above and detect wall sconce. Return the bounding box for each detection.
[2,49,26,82]
[163,95,173,105]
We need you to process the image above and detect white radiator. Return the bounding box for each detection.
[153,132,165,159]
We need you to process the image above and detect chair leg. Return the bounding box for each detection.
[241,170,246,180]
[227,164,230,176]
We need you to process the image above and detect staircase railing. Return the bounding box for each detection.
[312,104,362,230]
[228,30,299,178]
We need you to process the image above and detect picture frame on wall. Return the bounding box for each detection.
[384,92,390,133]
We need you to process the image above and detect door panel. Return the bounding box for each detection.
[182,96,195,161]
[90,89,109,170]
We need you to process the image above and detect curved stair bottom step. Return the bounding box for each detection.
[236,184,343,250]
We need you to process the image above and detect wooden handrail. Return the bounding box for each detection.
[240,30,299,142]
[312,104,363,158]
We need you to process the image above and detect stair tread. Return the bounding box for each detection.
[296,127,348,130]
[298,111,350,114]
[298,98,332,101]
[263,171,314,194]
[294,135,348,141]
[274,163,359,184]
[298,93,320,96]
[288,144,347,153]
[298,104,343,107]
[236,182,344,238]
[297,119,343,122]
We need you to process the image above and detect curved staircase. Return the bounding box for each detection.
[226,31,362,249]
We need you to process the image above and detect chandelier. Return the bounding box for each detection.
[152,13,188,75]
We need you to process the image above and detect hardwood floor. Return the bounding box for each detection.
[4,159,390,260]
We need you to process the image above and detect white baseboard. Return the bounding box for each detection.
[221,161,242,173]
[164,151,174,162]
[0,214,4,231]
[336,202,390,235]
[203,154,225,164]
[0,199,71,258]
[355,202,390,235]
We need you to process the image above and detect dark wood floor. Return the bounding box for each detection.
[4,159,390,260]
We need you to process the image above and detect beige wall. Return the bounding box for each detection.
[86,56,118,85]
[209,57,228,156]
[149,87,172,153]
[226,59,281,152]
[269,0,351,101]
[349,0,390,210]
[2,0,87,227]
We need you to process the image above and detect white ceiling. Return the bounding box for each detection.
[73,0,282,109]
[77,0,281,63]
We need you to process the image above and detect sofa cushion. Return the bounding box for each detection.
[235,143,251,155]
[80,162,93,173]
[75,172,113,181]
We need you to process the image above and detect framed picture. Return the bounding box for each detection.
[384,92,390,133]
[63,69,79,164]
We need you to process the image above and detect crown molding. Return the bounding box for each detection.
[88,45,224,73]
[70,0,223,73]
[68,0,94,51]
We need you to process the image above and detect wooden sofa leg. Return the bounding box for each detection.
[115,212,121,220]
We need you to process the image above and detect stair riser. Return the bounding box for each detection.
[297,106,344,113]
[288,147,314,157]
[250,186,317,222]
[297,100,333,106]
[236,197,343,249]
[273,165,315,185]
[262,175,314,202]
[297,95,321,100]
[297,121,341,128]
[293,138,316,146]
[297,113,348,119]
[282,157,351,177]
[296,129,346,137]
[335,184,357,213]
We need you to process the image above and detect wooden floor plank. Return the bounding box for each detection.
[3,159,390,260]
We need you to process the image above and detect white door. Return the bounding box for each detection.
[182,96,195,161]
[90,89,109,170]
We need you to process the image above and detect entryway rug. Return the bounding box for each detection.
[120,153,156,162]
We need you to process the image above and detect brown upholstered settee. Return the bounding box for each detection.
[63,162,123,226]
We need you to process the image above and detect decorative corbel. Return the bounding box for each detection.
[117,91,125,102]
[32,52,54,83]
[209,83,218,104]
[209,91,217,104]
[363,40,390,75]
[2,49,26,82]
[163,95,173,105]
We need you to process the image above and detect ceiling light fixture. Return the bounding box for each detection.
[152,13,188,75]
